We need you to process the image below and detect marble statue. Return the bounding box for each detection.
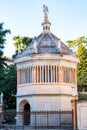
[43,5,49,18]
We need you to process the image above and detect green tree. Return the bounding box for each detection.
[67,36,87,91]
[0,67,5,92]
[0,22,11,67]
[0,22,17,110]
[13,36,32,58]
[3,65,17,110]
[68,36,87,49]
[0,22,11,94]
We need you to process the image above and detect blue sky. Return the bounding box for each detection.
[0,0,87,57]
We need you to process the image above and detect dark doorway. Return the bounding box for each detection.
[24,103,30,125]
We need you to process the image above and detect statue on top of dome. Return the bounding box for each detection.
[43,5,49,19]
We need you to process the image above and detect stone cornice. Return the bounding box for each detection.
[16,93,73,98]
[14,53,79,67]
[18,82,77,87]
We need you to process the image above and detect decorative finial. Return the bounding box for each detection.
[43,5,49,20]
[42,5,51,32]
[33,37,37,53]
[18,44,21,55]
[58,40,61,52]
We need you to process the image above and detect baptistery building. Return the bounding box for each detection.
[14,5,79,125]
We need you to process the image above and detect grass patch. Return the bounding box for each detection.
[79,92,87,94]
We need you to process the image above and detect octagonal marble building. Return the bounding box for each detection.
[14,5,79,125]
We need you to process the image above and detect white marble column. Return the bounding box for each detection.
[41,66,44,83]
[45,65,47,83]
[57,66,59,82]
[40,66,41,83]
[36,66,38,83]
[22,69,25,84]
[30,66,32,83]
[51,65,52,83]
[32,66,36,83]
[38,66,40,83]
[26,68,28,83]
[53,66,55,83]
[48,65,49,83]
[56,65,57,82]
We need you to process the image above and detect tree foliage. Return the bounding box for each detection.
[0,65,17,110]
[0,67,5,92]
[67,36,87,90]
[0,22,17,109]
[0,22,11,56]
[68,36,87,49]
[13,36,32,58]
[0,22,11,67]
[0,22,11,96]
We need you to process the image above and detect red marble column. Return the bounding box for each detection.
[74,69,77,84]
[17,69,21,85]
[58,66,63,83]
[32,66,36,83]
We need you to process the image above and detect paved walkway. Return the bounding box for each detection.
[0,124,72,130]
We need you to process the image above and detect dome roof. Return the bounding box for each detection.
[18,5,73,57]
[20,32,73,57]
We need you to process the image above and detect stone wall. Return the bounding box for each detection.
[77,101,87,130]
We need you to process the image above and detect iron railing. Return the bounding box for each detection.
[0,110,73,130]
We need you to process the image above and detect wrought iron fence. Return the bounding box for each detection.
[0,110,73,130]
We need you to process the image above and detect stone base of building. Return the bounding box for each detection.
[77,101,87,130]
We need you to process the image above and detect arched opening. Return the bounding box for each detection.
[24,103,30,125]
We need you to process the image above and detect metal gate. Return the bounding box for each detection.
[0,110,73,130]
